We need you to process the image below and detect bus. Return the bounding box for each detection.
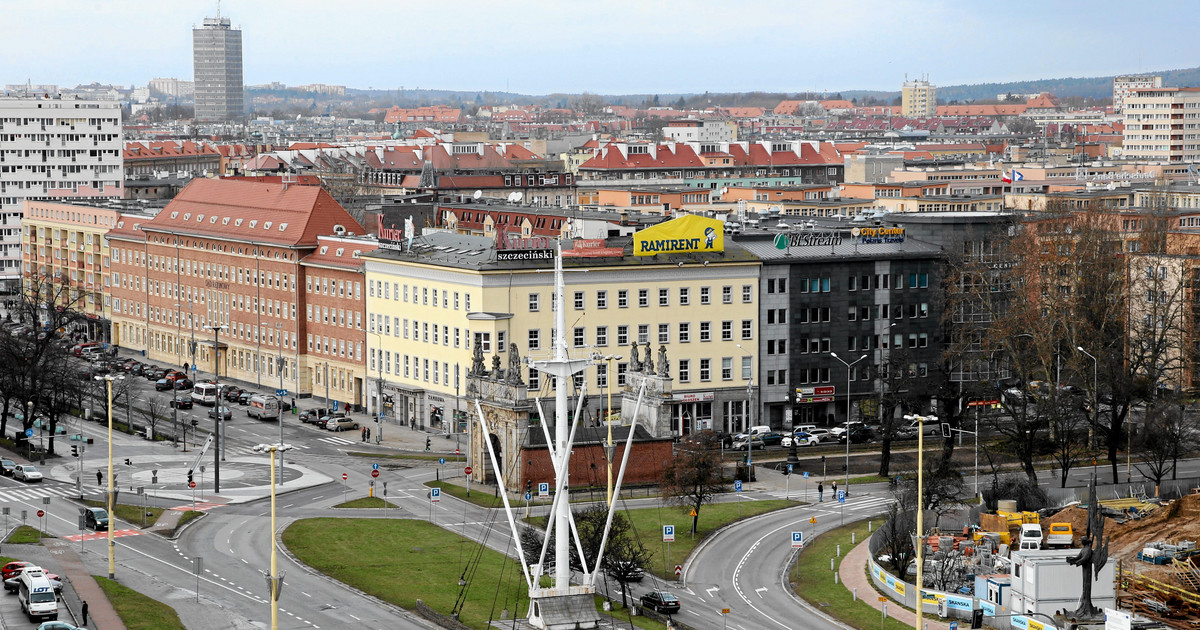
[191,382,219,406]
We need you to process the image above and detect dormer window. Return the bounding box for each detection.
[196,214,205,222]
[335,248,344,256]
[319,246,328,254]
[210,216,218,224]
[235,218,243,227]
[222,217,230,225]
[264,221,272,230]
[249,220,257,228]
[170,212,179,219]
[278,223,288,231]
[183,213,191,221]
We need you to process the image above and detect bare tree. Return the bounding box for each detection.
[877,485,917,576]
[660,431,728,535]
[1046,393,1092,487]
[139,396,168,441]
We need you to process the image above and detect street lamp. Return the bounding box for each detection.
[253,443,294,630]
[830,352,867,497]
[95,373,124,579]
[206,324,227,492]
[904,413,937,630]
[275,322,286,485]
[1076,346,1109,475]
[600,354,622,504]
[736,344,755,467]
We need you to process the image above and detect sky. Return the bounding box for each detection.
[5,0,1200,96]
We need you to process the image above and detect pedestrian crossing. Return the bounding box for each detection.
[0,483,80,504]
[317,435,356,446]
[64,529,142,542]
[169,501,224,512]
[759,490,895,513]
[224,442,314,457]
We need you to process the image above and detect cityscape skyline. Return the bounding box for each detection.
[4,0,1200,95]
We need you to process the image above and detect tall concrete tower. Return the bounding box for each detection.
[193,15,243,122]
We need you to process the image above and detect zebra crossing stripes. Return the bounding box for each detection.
[317,435,356,446]
[0,483,79,504]
[64,529,143,542]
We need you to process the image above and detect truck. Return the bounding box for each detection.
[1018,523,1043,551]
[1045,523,1073,548]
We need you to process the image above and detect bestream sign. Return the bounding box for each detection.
[633,215,725,256]
[775,231,843,248]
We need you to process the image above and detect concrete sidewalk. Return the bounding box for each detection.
[840,539,952,630]
[46,538,127,630]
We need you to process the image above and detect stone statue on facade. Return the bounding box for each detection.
[1066,476,1109,620]
[629,341,642,372]
[471,340,485,376]
[491,354,503,379]
[656,344,669,377]
[506,344,524,386]
[643,342,653,371]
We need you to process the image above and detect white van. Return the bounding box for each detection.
[248,394,280,420]
[747,425,772,437]
[1019,523,1043,551]
[191,382,219,406]
[17,568,57,622]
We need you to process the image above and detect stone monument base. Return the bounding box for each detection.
[527,592,602,630]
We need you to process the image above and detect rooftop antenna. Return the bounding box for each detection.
[216,0,221,17]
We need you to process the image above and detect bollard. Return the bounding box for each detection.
[853,587,857,601]
[869,520,872,532]
[852,532,856,544]
[830,558,834,571]
[834,571,839,585]
[837,544,841,557]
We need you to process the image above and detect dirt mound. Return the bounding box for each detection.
[1106,494,1200,558]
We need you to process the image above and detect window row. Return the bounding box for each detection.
[369,280,471,311]
[307,304,363,329]
[307,334,363,360]
[534,284,753,311]
[307,275,362,300]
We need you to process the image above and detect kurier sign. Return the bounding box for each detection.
[496,230,554,262]
[634,215,724,256]
[562,238,624,258]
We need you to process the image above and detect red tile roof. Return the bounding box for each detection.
[300,236,378,270]
[137,179,364,247]
[123,140,220,160]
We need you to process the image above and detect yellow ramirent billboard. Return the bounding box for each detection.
[633,215,725,256]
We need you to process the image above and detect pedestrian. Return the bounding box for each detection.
[831,481,837,499]
[81,600,88,626]
[366,427,371,441]
[361,426,367,442]
[96,469,102,486]
[817,481,823,502]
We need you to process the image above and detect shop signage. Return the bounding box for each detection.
[853,226,905,244]
[563,238,625,258]
[775,231,843,249]
[673,391,714,402]
[377,214,407,251]
[633,215,724,256]
[496,230,554,262]
[796,386,835,396]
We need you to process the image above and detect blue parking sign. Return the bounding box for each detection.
[791,531,804,548]
[538,482,549,498]
[734,480,743,492]
[838,490,846,503]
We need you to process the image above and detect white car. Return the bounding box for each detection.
[805,429,832,443]
[13,464,42,482]
[829,422,864,438]
[781,432,820,447]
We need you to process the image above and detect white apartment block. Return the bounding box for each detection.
[1113,75,1162,113]
[664,119,736,143]
[1121,87,1200,163]
[0,96,123,291]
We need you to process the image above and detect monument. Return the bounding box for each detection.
[1066,476,1109,621]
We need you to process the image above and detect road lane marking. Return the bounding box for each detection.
[755,587,768,597]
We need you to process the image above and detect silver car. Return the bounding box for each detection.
[13,464,42,482]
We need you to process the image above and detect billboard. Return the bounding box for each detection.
[633,215,724,257]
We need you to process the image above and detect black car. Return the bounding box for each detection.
[237,391,255,405]
[299,407,331,424]
[839,426,875,444]
[145,367,164,380]
[154,379,173,391]
[130,363,146,376]
[0,459,14,476]
[170,396,193,410]
[640,591,680,614]
[175,378,194,390]
[221,385,242,401]
[758,431,784,447]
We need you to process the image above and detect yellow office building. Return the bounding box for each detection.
[362,223,761,437]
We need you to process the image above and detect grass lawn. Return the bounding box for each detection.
[335,497,398,509]
[790,520,911,630]
[166,511,202,537]
[425,481,663,511]
[84,499,163,529]
[426,480,508,509]
[284,518,663,630]
[94,576,186,630]
[5,525,51,544]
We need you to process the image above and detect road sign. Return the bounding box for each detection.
[689,509,698,517]
[371,470,379,478]
[275,389,288,397]
[734,480,743,492]
[438,457,446,465]
[787,463,794,472]
[878,596,887,602]
[524,492,532,501]
[674,564,682,576]
[538,482,549,498]
[810,516,817,524]
[803,471,810,478]
[332,401,339,411]
[189,481,196,489]
[950,623,958,630]
[455,448,460,455]
[342,473,348,481]
[378,412,384,420]
[37,509,44,518]
[663,525,675,542]
[430,487,441,503]
[464,466,473,475]
[791,531,803,548]
[24,428,32,438]
[722,608,730,614]
[838,490,846,503]
[372,463,380,470]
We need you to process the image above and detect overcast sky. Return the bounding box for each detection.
[5,0,1200,95]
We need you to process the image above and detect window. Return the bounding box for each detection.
[722,286,732,304]
[574,291,584,310]
[919,333,928,347]
[741,356,752,380]
[848,275,857,291]
[618,290,628,308]
[638,324,649,344]
[678,322,690,342]
[741,320,753,340]
[617,363,628,386]
[679,287,690,305]
[528,329,540,350]
[742,285,753,303]
[638,289,649,307]
[596,290,607,309]
[721,357,733,381]
[699,358,711,382]
[596,326,608,347]
[848,306,857,321]
[617,325,629,346]
[678,359,690,382]
[699,321,711,342]
[529,293,540,312]
[700,286,710,305]
[658,323,670,344]
[658,288,669,307]
[721,321,733,341]
[474,332,492,353]
[574,327,586,348]
[497,331,506,353]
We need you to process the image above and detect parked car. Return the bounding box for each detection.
[13,464,42,482]
[299,407,329,424]
[120,359,138,371]
[144,367,164,381]
[154,379,173,391]
[830,421,865,438]
[83,507,109,531]
[781,431,820,448]
[36,621,86,630]
[237,391,255,405]
[316,413,347,429]
[640,591,680,614]
[221,385,243,402]
[169,395,193,410]
[758,431,784,447]
[3,565,62,592]
[163,370,187,382]
[208,406,232,421]
[838,426,875,444]
[174,378,194,391]
[130,363,146,376]
[0,459,15,475]
[730,434,764,450]
[805,429,832,443]
[0,562,31,581]
[325,416,359,432]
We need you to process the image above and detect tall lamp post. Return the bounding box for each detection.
[904,413,937,630]
[736,344,755,467]
[1076,346,1109,475]
[600,354,622,504]
[206,324,227,492]
[95,373,124,579]
[830,352,867,497]
[253,443,293,630]
[275,322,285,484]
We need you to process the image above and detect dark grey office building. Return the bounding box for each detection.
[193,16,243,122]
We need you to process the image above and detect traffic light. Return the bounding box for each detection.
[124,458,132,466]
[71,445,78,458]
[187,469,194,484]
[821,455,826,465]
[781,466,789,476]
[425,437,431,452]
[971,609,984,629]
[191,418,199,426]
[526,480,532,495]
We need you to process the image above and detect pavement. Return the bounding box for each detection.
[840,540,953,630]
